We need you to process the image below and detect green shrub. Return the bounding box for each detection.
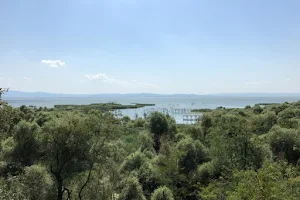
[120,151,147,172]
[151,186,174,200]
[119,176,146,200]
[177,137,209,173]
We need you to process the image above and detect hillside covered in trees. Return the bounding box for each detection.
[1,99,300,200]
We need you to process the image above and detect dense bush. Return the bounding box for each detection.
[120,151,147,173]
[151,186,174,200]
[269,126,300,164]
[119,176,146,200]
[176,137,209,173]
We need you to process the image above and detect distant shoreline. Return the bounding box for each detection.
[54,103,155,112]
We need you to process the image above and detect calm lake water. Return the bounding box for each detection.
[4,96,300,124]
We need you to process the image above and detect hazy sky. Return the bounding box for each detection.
[0,0,300,94]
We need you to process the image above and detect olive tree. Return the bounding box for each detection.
[12,121,40,166]
[149,112,169,152]
[41,113,93,200]
[269,126,300,164]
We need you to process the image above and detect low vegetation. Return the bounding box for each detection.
[54,103,155,112]
[190,108,212,113]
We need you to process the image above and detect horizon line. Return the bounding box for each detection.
[4,90,300,96]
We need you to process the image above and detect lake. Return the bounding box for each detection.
[3,95,300,124]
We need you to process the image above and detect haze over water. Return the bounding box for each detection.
[4,95,300,123]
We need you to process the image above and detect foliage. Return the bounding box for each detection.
[269,126,300,164]
[1,101,300,199]
[149,112,169,136]
[139,131,155,153]
[148,112,170,152]
[196,160,221,185]
[226,162,300,200]
[253,105,263,114]
[119,176,146,200]
[277,107,300,128]
[21,164,54,200]
[120,151,147,173]
[176,137,209,174]
[151,186,174,200]
[12,121,40,166]
[251,111,277,134]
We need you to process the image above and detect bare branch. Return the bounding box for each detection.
[63,187,71,200]
[78,163,94,200]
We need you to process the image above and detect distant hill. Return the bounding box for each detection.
[207,93,300,97]
[3,91,300,98]
[3,91,66,98]
[2,91,202,98]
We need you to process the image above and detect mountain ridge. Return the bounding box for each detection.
[3,91,300,98]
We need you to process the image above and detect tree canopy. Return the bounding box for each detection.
[1,101,300,199]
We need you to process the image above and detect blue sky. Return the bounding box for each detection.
[0,0,300,94]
